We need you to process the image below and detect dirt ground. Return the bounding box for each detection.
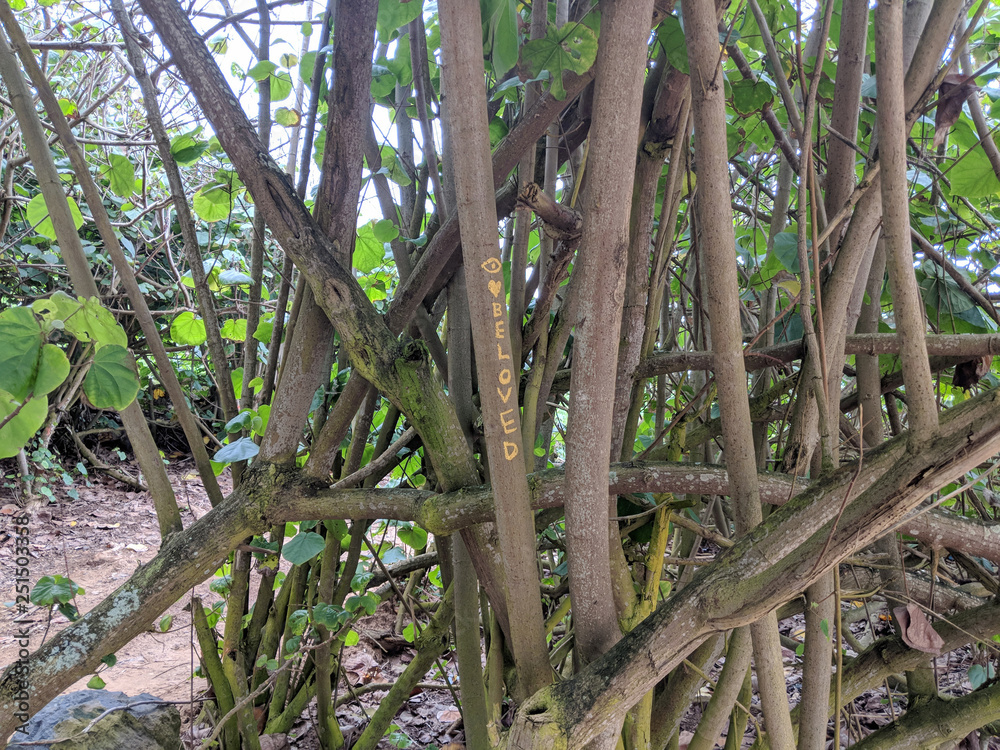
[0,457,464,750]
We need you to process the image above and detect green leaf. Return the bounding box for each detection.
[83,345,139,410]
[37,295,127,350]
[192,183,233,222]
[26,193,84,241]
[214,436,260,463]
[218,269,253,285]
[355,222,386,273]
[344,629,360,646]
[208,35,228,54]
[0,306,42,400]
[275,107,301,127]
[658,15,689,74]
[345,593,379,615]
[247,375,264,400]
[210,574,233,596]
[221,318,248,342]
[313,603,350,630]
[299,51,318,86]
[402,622,415,643]
[282,531,326,565]
[247,60,278,81]
[377,145,412,186]
[397,524,427,550]
[968,663,995,689]
[225,411,254,433]
[489,116,509,147]
[270,71,293,102]
[32,291,81,329]
[481,0,519,75]
[103,154,136,198]
[371,63,397,98]
[387,33,413,86]
[159,614,173,632]
[373,219,400,243]
[0,390,47,459]
[253,320,274,344]
[32,344,70,397]
[30,574,81,605]
[100,654,117,668]
[918,262,976,315]
[772,232,803,274]
[169,132,208,166]
[520,22,599,100]
[376,0,423,43]
[731,78,774,115]
[231,367,243,402]
[170,312,208,346]
[950,146,1000,199]
[86,675,106,690]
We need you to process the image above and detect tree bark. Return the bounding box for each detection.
[563,0,655,667]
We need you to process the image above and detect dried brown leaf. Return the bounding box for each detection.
[934,73,978,148]
[892,603,945,655]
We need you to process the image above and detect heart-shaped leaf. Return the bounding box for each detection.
[170,312,208,346]
[83,346,139,410]
[0,306,42,400]
[282,531,326,565]
[0,390,47,459]
[32,344,70,397]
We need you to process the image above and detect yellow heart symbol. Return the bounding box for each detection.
[488,280,502,297]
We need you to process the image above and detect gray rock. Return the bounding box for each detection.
[8,690,180,750]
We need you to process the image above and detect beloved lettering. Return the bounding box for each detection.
[482,256,518,460]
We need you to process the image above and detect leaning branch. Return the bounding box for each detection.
[636,333,1000,377]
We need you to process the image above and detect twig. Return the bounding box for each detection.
[332,427,416,489]
[68,429,147,491]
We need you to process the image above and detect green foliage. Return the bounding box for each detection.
[101,154,136,198]
[33,345,70,398]
[520,21,599,100]
[948,145,1000,199]
[376,0,423,43]
[355,221,388,273]
[192,181,234,222]
[481,0,519,76]
[170,311,208,345]
[274,107,301,127]
[25,193,84,241]
[657,15,688,74]
[281,530,326,564]
[213,436,260,464]
[30,574,83,621]
[0,296,136,456]
[83,346,140,410]
[32,293,128,349]
[169,131,209,165]
[396,523,427,550]
[221,318,248,341]
[0,393,47,460]
[0,306,43,401]
[731,78,774,115]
